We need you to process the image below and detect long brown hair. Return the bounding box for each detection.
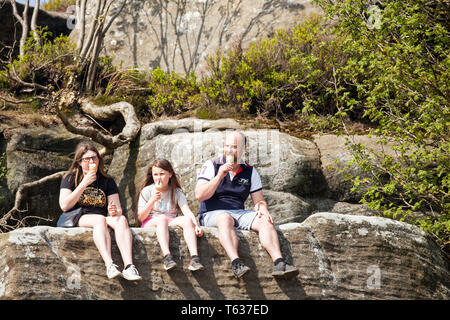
[136,159,182,210]
[64,141,109,187]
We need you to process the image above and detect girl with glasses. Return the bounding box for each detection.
[59,141,141,281]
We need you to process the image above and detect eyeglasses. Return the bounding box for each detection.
[79,156,98,163]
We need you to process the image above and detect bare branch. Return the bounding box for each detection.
[9,59,50,91]
[9,0,30,58]
[0,91,48,104]
[76,0,86,55]
[79,0,102,60]
[1,171,65,230]
[55,93,140,150]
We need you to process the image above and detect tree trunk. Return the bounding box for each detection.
[9,0,29,58]
[30,0,40,47]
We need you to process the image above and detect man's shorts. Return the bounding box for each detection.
[199,209,258,231]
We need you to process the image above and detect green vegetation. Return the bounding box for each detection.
[0,28,76,98]
[202,14,346,123]
[313,0,449,250]
[42,0,76,12]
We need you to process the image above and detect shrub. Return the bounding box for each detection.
[143,68,203,118]
[42,0,76,12]
[314,0,449,251]
[202,14,353,125]
[0,28,76,106]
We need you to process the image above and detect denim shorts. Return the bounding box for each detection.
[199,209,258,231]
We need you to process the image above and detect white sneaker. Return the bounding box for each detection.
[122,264,142,281]
[106,262,122,279]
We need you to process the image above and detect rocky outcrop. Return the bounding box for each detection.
[313,134,398,202]
[71,0,322,76]
[0,119,398,225]
[108,118,328,225]
[1,212,448,299]
[0,126,98,221]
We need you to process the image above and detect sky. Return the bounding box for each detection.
[15,0,50,6]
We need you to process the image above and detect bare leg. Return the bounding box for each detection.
[251,215,282,262]
[170,216,198,256]
[78,214,113,266]
[216,212,239,261]
[107,215,133,266]
[144,215,171,256]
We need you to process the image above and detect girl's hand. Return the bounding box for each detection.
[80,170,97,188]
[108,200,118,216]
[151,191,161,203]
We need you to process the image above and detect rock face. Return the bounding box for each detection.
[313,134,398,202]
[71,0,321,76]
[0,127,101,221]
[108,118,326,225]
[0,119,405,226]
[1,212,448,300]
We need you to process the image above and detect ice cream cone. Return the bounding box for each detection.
[226,154,234,164]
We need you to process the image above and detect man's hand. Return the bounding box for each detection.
[256,205,274,224]
[217,162,233,178]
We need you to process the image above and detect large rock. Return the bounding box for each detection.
[313,134,397,202]
[244,190,313,224]
[1,120,405,227]
[71,0,322,76]
[0,212,448,299]
[2,127,89,220]
[108,119,324,225]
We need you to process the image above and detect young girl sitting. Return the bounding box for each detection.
[136,159,204,271]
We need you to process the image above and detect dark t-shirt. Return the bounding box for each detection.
[60,173,119,216]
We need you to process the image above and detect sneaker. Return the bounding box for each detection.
[122,264,142,281]
[283,263,299,278]
[272,259,299,278]
[231,259,250,278]
[106,262,122,279]
[188,256,204,272]
[163,254,177,271]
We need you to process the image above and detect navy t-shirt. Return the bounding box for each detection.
[197,156,263,215]
[60,173,119,216]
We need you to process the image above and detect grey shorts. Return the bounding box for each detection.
[199,209,258,231]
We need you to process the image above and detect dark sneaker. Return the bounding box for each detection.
[272,260,299,278]
[163,254,177,271]
[271,259,286,277]
[283,263,299,278]
[232,259,250,278]
[188,256,204,272]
